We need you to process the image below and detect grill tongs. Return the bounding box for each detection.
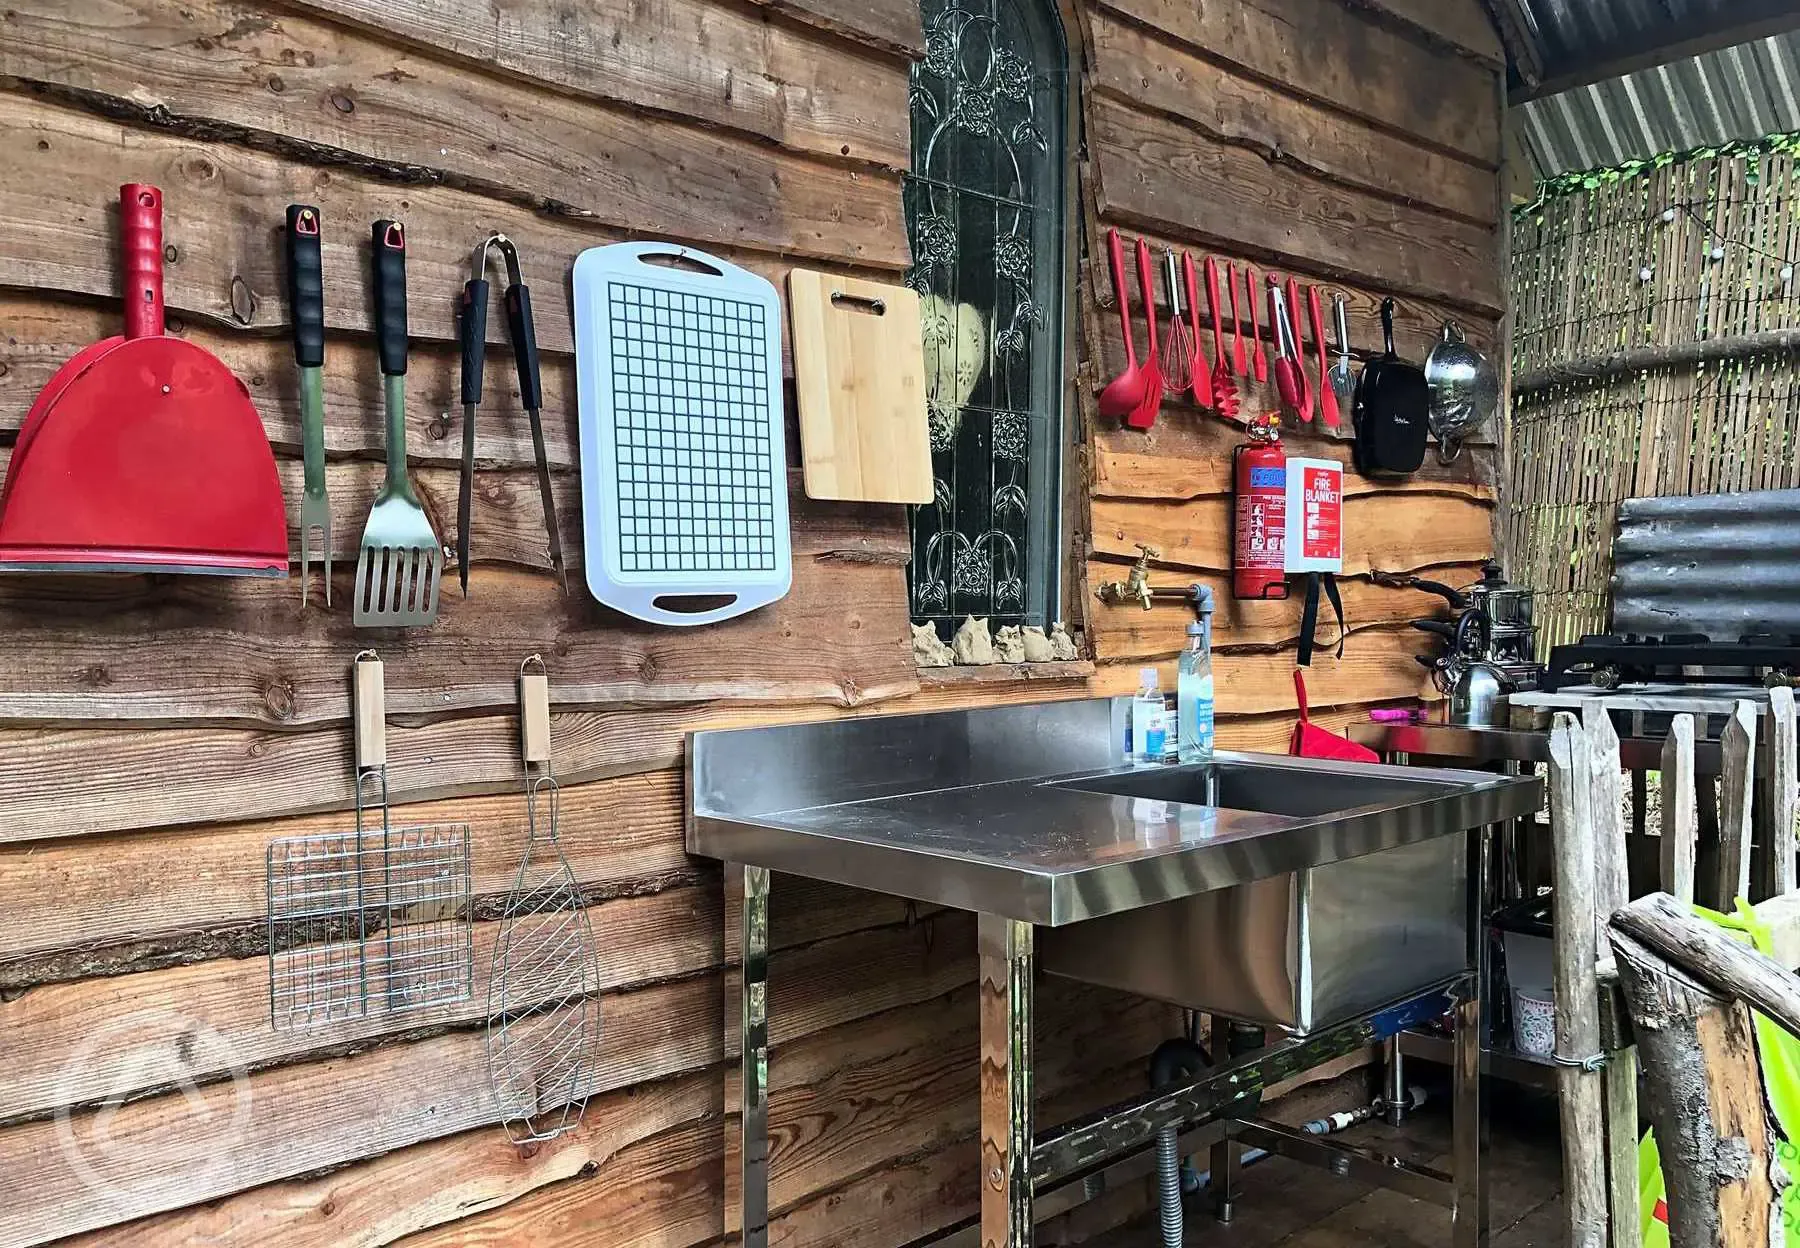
[457,235,566,597]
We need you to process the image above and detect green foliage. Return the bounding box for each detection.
[1514,127,1800,220]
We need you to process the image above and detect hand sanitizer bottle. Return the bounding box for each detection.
[1178,590,1215,763]
[1131,667,1167,763]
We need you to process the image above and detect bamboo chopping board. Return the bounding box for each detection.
[787,269,932,503]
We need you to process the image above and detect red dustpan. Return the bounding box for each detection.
[0,184,288,576]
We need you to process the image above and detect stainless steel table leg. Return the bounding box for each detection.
[1209,1135,1240,1223]
[1382,1034,1408,1126]
[980,913,1034,1248]
[741,864,771,1248]
[1452,978,1488,1247]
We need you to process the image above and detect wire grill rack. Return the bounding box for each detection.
[267,821,472,1031]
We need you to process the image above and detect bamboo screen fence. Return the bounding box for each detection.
[1507,136,1800,652]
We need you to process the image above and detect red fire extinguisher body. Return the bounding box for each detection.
[1233,437,1289,600]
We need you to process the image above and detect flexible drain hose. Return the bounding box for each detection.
[1148,1038,1209,1248]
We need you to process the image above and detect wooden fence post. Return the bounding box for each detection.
[1770,686,1796,897]
[1662,715,1698,904]
[1550,713,1609,1248]
[1718,702,1757,905]
[1585,703,1640,1247]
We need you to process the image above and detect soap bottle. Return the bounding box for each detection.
[1178,592,1215,764]
[1131,667,1168,763]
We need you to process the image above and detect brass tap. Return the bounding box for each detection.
[1094,543,1161,611]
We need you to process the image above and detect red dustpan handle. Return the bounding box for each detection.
[120,184,164,339]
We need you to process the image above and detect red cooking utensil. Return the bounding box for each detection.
[1308,284,1341,429]
[1268,274,1312,423]
[1287,276,1314,424]
[1126,237,1163,430]
[1183,252,1215,410]
[1246,264,1268,383]
[1097,228,1150,422]
[0,185,287,575]
[1227,263,1247,377]
[1205,257,1239,421]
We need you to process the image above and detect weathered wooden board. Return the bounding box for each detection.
[0,912,977,1244]
[1087,564,1486,659]
[1095,0,1501,162]
[1088,10,1495,225]
[0,489,912,727]
[1091,446,1494,503]
[1078,224,1502,372]
[1090,629,1439,712]
[79,980,1159,1248]
[745,0,923,58]
[1090,416,1498,493]
[1358,0,1505,65]
[1091,491,1495,575]
[0,770,687,974]
[271,0,911,166]
[1091,96,1500,315]
[0,4,908,268]
[0,93,888,358]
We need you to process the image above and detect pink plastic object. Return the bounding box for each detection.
[1125,237,1163,430]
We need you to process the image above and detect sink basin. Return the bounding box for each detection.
[1042,761,1475,1032]
[687,698,1543,1032]
[1055,759,1460,820]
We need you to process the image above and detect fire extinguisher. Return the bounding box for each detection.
[1233,413,1289,601]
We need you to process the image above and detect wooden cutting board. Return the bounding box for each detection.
[787,269,933,503]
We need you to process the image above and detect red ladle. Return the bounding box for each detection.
[1097,228,1149,422]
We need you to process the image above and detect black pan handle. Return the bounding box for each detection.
[1409,577,1468,609]
[285,205,324,369]
[504,283,543,411]
[459,278,489,405]
[1409,619,1456,640]
[372,220,408,377]
[1380,297,1397,359]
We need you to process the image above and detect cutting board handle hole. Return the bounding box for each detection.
[652,593,738,615]
[830,292,887,316]
[639,252,723,278]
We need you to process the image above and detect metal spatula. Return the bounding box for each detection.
[354,220,442,628]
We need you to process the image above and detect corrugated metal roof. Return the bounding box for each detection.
[1518,31,1800,177]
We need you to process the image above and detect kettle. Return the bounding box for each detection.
[1450,660,1505,727]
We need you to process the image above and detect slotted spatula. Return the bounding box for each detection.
[353,220,442,628]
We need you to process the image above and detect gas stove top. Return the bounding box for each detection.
[1545,633,1800,691]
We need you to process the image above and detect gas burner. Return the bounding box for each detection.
[1544,633,1800,690]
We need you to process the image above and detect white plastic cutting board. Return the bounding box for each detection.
[572,242,791,626]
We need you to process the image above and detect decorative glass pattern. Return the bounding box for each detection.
[905,0,1067,630]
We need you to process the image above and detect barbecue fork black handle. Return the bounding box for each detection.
[372,220,408,377]
[459,278,489,405]
[504,283,543,410]
[1380,297,1398,358]
[285,205,325,369]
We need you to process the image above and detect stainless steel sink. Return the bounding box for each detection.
[687,699,1542,1033]
[1055,759,1460,820]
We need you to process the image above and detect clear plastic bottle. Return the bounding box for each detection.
[1130,667,1168,763]
[1178,594,1215,764]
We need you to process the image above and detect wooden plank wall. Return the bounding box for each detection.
[1077,0,1507,712]
[0,0,1504,1243]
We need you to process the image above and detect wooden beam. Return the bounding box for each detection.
[1514,329,1800,395]
[1614,893,1800,1044]
[1090,629,1439,711]
[1611,927,1783,1248]
[1547,713,1608,1248]
[1091,446,1495,503]
[1511,2,1800,104]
